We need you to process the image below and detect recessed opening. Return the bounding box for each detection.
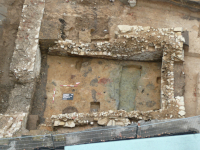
[90,102,100,112]
[157,77,161,84]
[29,52,163,131]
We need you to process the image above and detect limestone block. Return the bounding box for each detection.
[64,120,75,128]
[128,0,136,7]
[178,110,186,116]
[108,110,114,114]
[107,120,116,126]
[54,121,60,126]
[59,121,65,126]
[98,118,108,125]
[174,27,183,32]
[176,96,184,106]
[179,106,185,111]
[118,25,133,33]
[124,118,131,126]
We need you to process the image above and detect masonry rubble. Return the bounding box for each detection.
[51,102,184,128]
[10,0,45,83]
[51,110,149,128]
[0,0,45,138]
[50,25,186,128]
[128,0,137,7]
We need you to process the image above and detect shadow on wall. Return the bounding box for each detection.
[0,4,7,25]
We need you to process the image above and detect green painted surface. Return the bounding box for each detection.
[119,66,141,111]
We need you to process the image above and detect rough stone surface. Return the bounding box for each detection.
[128,0,137,7]
[10,0,45,83]
[107,120,115,126]
[98,118,108,125]
[0,0,45,137]
[51,107,179,128]
[64,120,75,128]
[0,113,27,138]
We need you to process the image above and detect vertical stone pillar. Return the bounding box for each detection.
[161,48,175,109]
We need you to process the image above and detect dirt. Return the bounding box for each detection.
[0,0,24,114]
[39,55,161,129]
[30,54,48,124]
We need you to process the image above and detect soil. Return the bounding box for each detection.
[0,0,24,114]
[38,55,161,129]
[30,54,48,123]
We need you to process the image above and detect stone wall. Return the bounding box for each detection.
[49,25,185,108]
[0,0,189,136]
[10,0,44,83]
[50,25,186,128]
[0,0,45,138]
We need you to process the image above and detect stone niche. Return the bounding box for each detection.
[49,25,185,128]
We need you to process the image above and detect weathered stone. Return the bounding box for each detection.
[54,121,60,127]
[124,118,131,126]
[108,110,114,114]
[174,27,183,32]
[178,110,186,116]
[64,120,75,128]
[128,0,136,7]
[107,120,116,126]
[59,121,65,126]
[10,0,45,83]
[118,25,133,33]
[98,118,108,125]
[179,106,185,110]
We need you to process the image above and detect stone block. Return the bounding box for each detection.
[118,25,133,33]
[98,118,108,125]
[107,120,116,126]
[64,120,75,128]
[128,0,137,7]
[174,27,183,32]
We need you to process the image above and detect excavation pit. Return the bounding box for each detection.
[43,56,162,125]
